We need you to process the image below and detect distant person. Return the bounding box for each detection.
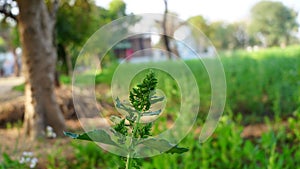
[3,59,14,76]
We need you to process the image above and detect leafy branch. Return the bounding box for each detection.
[64,70,188,169]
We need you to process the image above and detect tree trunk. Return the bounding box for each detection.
[162,0,172,59]
[12,48,21,76]
[16,0,65,139]
[57,44,73,76]
[64,46,73,76]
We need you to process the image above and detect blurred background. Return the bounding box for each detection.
[0,0,299,168]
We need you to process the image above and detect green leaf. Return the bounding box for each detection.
[64,129,119,146]
[150,96,165,104]
[139,138,188,154]
[115,97,136,117]
[129,71,158,111]
[110,115,123,124]
[142,109,162,116]
[166,145,189,154]
[136,123,152,138]
[113,119,128,139]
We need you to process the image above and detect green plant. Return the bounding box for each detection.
[0,153,29,169]
[12,83,25,92]
[65,70,188,169]
[95,45,300,124]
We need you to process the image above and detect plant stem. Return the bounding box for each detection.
[126,112,142,169]
[132,113,141,138]
[126,153,132,169]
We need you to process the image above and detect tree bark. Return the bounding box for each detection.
[12,48,21,76]
[162,0,172,59]
[16,0,65,139]
[59,44,73,76]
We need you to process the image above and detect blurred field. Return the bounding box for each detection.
[2,45,300,168]
[96,45,300,123]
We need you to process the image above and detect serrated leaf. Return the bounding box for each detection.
[64,129,119,146]
[139,138,188,154]
[115,97,136,116]
[142,109,162,116]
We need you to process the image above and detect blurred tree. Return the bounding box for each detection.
[157,0,182,59]
[162,12,183,58]
[56,0,126,75]
[0,0,66,139]
[56,0,103,75]
[18,0,66,139]
[208,21,249,50]
[0,0,130,139]
[249,1,298,47]
[187,15,211,52]
[209,21,234,50]
[109,0,126,18]
[188,15,210,37]
[228,22,248,49]
[162,0,172,59]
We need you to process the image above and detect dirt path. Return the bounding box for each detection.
[0,76,24,93]
[0,76,24,101]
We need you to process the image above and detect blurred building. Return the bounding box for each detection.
[113,35,152,60]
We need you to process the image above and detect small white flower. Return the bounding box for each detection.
[46,126,53,132]
[29,162,37,168]
[25,157,31,163]
[46,126,57,138]
[19,157,25,164]
[20,151,38,168]
[31,157,38,163]
[23,151,33,157]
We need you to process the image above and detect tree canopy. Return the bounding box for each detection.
[249,1,298,47]
[55,0,127,75]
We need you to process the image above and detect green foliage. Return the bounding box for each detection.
[55,0,125,75]
[188,15,210,36]
[209,21,235,50]
[141,112,300,168]
[64,129,119,146]
[12,75,71,92]
[221,46,300,121]
[16,110,295,169]
[249,1,299,47]
[12,83,24,92]
[187,1,299,50]
[113,119,128,144]
[0,153,28,169]
[109,0,126,18]
[0,37,7,53]
[136,123,152,139]
[65,70,188,169]
[96,45,300,123]
[59,75,72,84]
[3,111,300,168]
[46,141,120,169]
[129,71,157,111]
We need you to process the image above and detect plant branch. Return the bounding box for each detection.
[126,111,142,169]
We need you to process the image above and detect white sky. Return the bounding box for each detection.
[95,0,300,23]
